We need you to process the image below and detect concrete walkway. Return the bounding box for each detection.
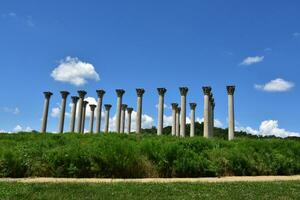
[1,176,300,184]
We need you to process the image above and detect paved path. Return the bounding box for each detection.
[1,176,300,183]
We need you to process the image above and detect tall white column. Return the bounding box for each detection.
[89,104,96,133]
[95,89,105,133]
[202,86,211,138]
[171,103,178,136]
[136,88,145,134]
[179,87,188,137]
[58,91,69,133]
[176,107,181,137]
[115,89,125,133]
[76,90,87,133]
[104,104,112,133]
[70,96,79,133]
[157,88,167,135]
[120,104,127,133]
[189,103,197,137]
[227,85,235,140]
[41,91,53,133]
[126,107,133,134]
[81,100,88,134]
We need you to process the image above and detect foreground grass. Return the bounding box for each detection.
[0,181,300,200]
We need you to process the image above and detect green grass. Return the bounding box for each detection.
[0,181,300,200]
[0,133,300,178]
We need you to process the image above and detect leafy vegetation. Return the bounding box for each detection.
[1,181,300,200]
[0,127,299,178]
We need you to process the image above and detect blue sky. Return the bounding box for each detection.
[0,0,299,137]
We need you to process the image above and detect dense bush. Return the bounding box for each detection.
[0,133,299,178]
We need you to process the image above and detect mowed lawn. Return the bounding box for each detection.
[0,181,300,200]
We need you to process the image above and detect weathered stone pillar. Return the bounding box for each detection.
[136,88,145,134]
[95,89,105,133]
[41,91,53,133]
[89,104,96,133]
[126,107,133,134]
[157,88,167,135]
[202,86,211,138]
[104,104,112,133]
[81,100,88,134]
[70,96,79,133]
[189,103,197,137]
[76,90,87,133]
[120,104,127,133]
[176,107,181,137]
[115,89,125,133]
[227,85,235,140]
[179,87,188,137]
[171,103,178,136]
[58,91,69,133]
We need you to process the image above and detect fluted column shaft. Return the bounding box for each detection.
[115,89,125,133]
[76,90,87,133]
[81,101,88,134]
[176,107,181,137]
[227,86,235,140]
[104,104,112,133]
[96,90,105,133]
[70,96,79,132]
[41,92,53,133]
[136,88,145,134]
[171,103,178,136]
[157,88,167,135]
[179,87,188,137]
[120,104,127,133]
[190,103,197,137]
[127,107,133,134]
[58,91,69,133]
[202,87,211,138]
[89,104,96,133]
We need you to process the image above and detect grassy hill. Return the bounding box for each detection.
[0,130,299,178]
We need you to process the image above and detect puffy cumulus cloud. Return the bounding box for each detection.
[51,107,61,118]
[240,56,264,66]
[255,78,294,92]
[237,120,299,138]
[13,125,32,133]
[51,56,100,86]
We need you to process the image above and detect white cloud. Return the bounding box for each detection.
[240,56,264,66]
[2,107,20,115]
[237,120,299,138]
[51,56,100,86]
[13,125,32,133]
[0,129,6,133]
[51,107,61,118]
[255,78,294,92]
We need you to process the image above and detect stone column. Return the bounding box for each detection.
[81,100,88,134]
[58,91,69,133]
[176,107,181,137]
[189,103,197,137]
[115,89,125,133]
[120,104,127,133]
[70,96,79,133]
[95,89,105,133]
[157,88,167,135]
[76,90,87,133]
[171,103,178,136]
[227,86,235,140]
[126,107,133,134]
[41,91,53,133]
[210,96,215,137]
[104,104,112,133]
[202,86,211,138]
[179,87,188,137]
[89,104,96,133]
[136,88,145,134]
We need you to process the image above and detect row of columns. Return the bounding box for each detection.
[40,86,235,140]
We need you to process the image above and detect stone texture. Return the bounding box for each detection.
[41,91,53,133]
[179,87,188,137]
[70,96,79,133]
[115,89,125,133]
[126,107,133,134]
[136,88,145,134]
[157,88,167,135]
[89,104,97,133]
[171,103,178,136]
[104,104,112,133]
[189,103,197,137]
[202,86,211,138]
[120,104,127,133]
[58,91,70,133]
[227,85,235,140]
[95,89,105,133]
[76,90,87,133]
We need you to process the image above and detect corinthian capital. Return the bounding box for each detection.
[127,107,133,114]
[189,103,197,110]
[60,91,70,99]
[96,89,106,98]
[157,88,167,95]
[121,104,128,110]
[77,90,87,98]
[202,86,211,95]
[116,89,125,97]
[104,104,112,110]
[179,87,189,96]
[171,103,178,109]
[136,88,145,97]
[89,104,97,111]
[71,96,79,104]
[43,91,53,99]
[226,86,235,95]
